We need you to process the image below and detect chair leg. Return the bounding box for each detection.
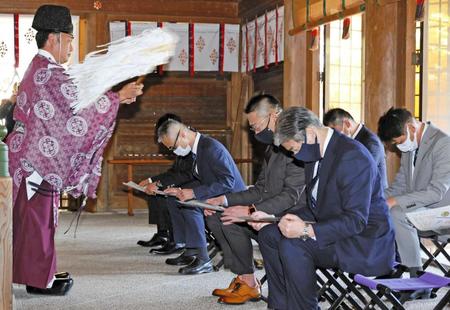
[433,289,450,310]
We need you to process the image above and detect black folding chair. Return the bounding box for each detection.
[418,229,450,277]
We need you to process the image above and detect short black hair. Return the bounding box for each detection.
[244,93,281,114]
[36,31,52,49]
[323,108,354,126]
[156,113,182,131]
[377,108,413,142]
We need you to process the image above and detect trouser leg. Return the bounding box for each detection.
[222,222,256,275]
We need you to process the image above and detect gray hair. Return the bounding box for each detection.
[274,107,322,146]
[156,119,185,143]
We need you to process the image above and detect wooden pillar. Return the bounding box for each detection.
[306,31,321,115]
[364,0,416,183]
[0,178,12,310]
[283,0,307,108]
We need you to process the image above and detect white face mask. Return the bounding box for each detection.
[173,145,191,157]
[396,126,418,153]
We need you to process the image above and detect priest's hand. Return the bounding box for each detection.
[118,82,143,104]
[248,211,272,231]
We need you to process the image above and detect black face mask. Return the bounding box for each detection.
[254,127,274,144]
[293,140,321,162]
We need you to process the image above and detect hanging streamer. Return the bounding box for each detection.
[253,18,257,72]
[275,7,279,65]
[157,22,164,75]
[126,21,131,36]
[264,11,268,70]
[219,23,225,74]
[342,17,351,40]
[308,28,319,51]
[14,13,19,68]
[416,0,425,21]
[245,22,249,73]
[189,23,194,77]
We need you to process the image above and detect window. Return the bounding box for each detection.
[0,14,79,100]
[423,0,450,133]
[320,14,364,122]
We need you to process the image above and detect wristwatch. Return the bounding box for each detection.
[301,223,311,241]
[248,205,257,215]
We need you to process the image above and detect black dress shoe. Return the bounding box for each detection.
[26,278,74,296]
[166,253,196,266]
[137,234,168,248]
[150,243,184,255]
[178,258,214,275]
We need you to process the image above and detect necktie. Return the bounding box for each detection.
[264,146,272,164]
[309,160,322,209]
[413,148,419,166]
[191,153,200,179]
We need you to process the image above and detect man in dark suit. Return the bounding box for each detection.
[323,108,388,189]
[159,119,246,275]
[137,114,198,255]
[250,107,395,310]
[204,94,305,305]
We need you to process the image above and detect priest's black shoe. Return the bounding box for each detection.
[150,242,184,255]
[166,253,196,266]
[178,258,214,275]
[137,234,168,248]
[26,278,74,296]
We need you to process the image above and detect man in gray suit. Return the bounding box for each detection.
[323,108,388,189]
[378,108,450,297]
[205,94,306,305]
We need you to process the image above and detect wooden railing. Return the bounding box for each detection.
[107,157,254,216]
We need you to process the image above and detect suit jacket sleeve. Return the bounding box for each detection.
[313,150,372,247]
[225,164,267,206]
[151,157,195,189]
[193,144,239,200]
[385,155,408,198]
[252,159,304,215]
[394,137,450,209]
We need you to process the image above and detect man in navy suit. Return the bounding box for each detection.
[250,107,395,310]
[159,119,246,275]
[323,108,388,189]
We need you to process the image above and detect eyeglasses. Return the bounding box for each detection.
[168,129,181,151]
[249,116,269,132]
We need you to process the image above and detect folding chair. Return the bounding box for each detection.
[205,228,224,271]
[327,264,409,310]
[418,229,450,276]
[354,271,450,310]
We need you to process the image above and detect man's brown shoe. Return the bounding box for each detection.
[218,280,261,304]
[212,277,241,297]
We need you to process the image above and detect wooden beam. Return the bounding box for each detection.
[305,31,320,114]
[0,0,239,20]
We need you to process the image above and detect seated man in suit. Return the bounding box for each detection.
[378,108,450,297]
[138,114,197,255]
[249,107,395,310]
[323,108,388,189]
[159,119,246,275]
[204,94,305,305]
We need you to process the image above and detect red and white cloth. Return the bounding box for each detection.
[130,21,157,36]
[0,14,15,98]
[163,22,189,71]
[223,24,239,72]
[193,23,219,71]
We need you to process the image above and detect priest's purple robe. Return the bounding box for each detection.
[7,53,120,288]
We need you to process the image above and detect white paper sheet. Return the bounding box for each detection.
[406,205,450,231]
